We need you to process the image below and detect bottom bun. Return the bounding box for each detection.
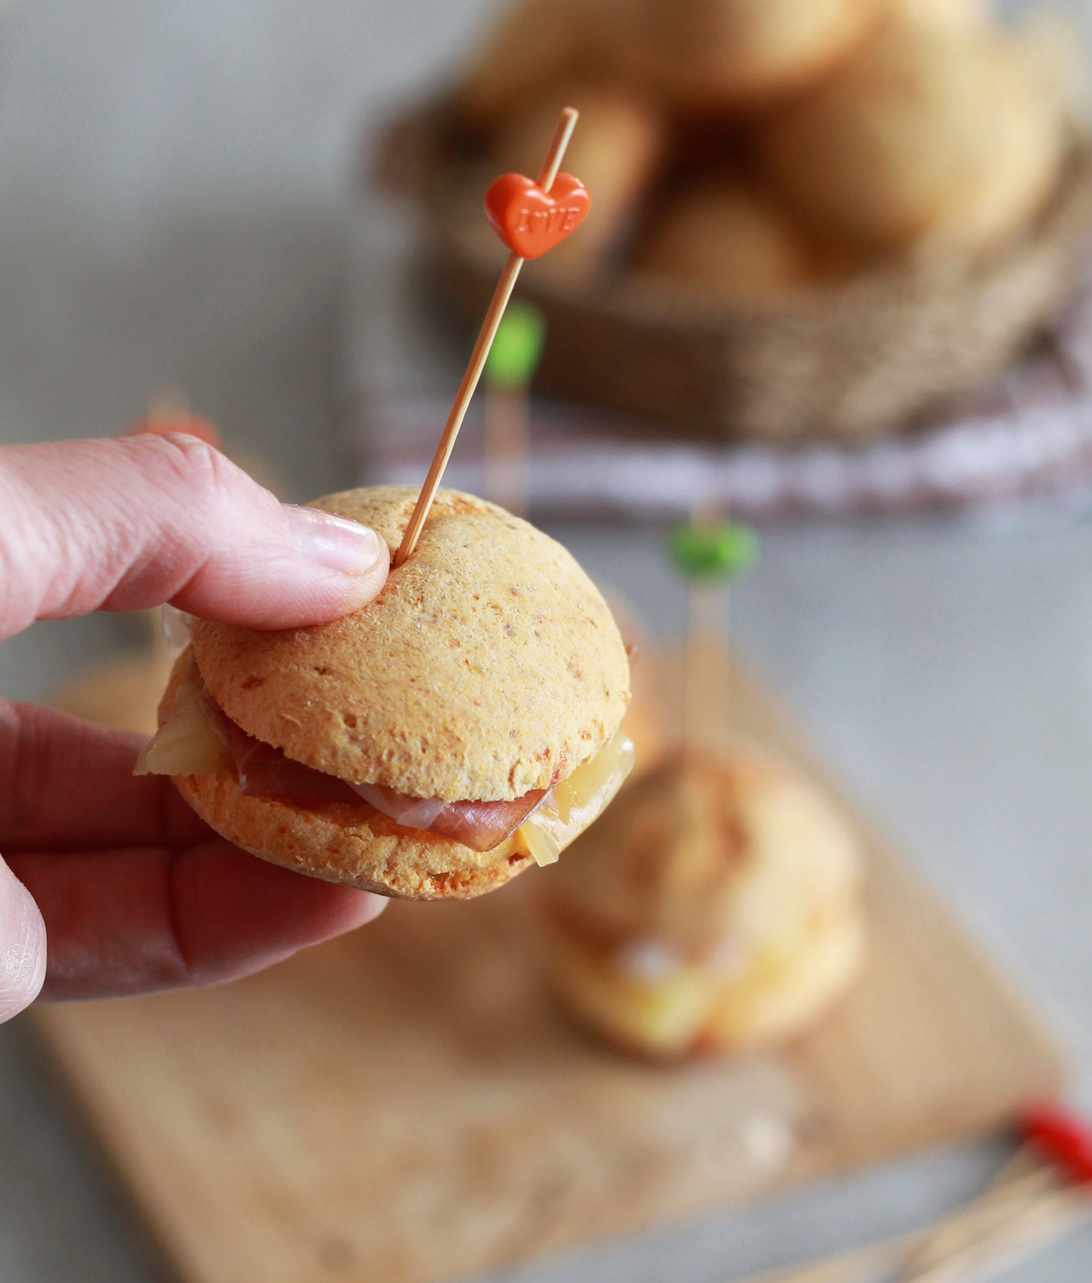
[175,769,534,899]
[546,906,865,1059]
[153,639,537,900]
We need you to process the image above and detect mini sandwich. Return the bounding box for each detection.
[544,745,865,1057]
[136,486,634,899]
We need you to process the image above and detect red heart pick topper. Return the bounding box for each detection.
[485,171,591,260]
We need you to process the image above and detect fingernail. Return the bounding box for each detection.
[0,856,46,1023]
[283,505,383,575]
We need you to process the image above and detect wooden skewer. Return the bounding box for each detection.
[732,1148,1088,1283]
[738,1233,917,1283]
[393,107,579,567]
[896,1157,1057,1277]
[684,579,727,754]
[898,1184,1091,1283]
[483,383,529,516]
[675,503,756,756]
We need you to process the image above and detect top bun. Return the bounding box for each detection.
[191,487,630,803]
[453,0,593,125]
[755,18,1065,254]
[550,746,862,960]
[602,0,889,107]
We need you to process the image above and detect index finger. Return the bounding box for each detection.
[0,435,389,639]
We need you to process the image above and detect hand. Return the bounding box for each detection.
[0,432,390,1022]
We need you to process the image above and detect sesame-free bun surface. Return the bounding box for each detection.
[634,180,852,296]
[191,486,630,803]
[755,19,1065,254]
[544,746,865,1055]
[160,654,534,899]
[548,904,865,1057]
[550,747,861,957]
[176,770,534,899]
[891,0,987,36]
[603,0,889,107]
[452,0,591,125]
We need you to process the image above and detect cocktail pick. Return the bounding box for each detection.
[669,521,758,582]
[891,1110,1092,1282]
[483,298,547,515]
[726,1108,1092,1283]
[394,107,588,566]
[667,516,758,751]
[1022,1102,1092,1183]
[127,387,221,447]
[723,1103,1092,1283]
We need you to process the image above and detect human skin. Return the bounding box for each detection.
[0,431,391,1022]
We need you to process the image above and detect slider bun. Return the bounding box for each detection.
[453,0,592,126]
[162,658,533,900]
[889,0,989,36]
[755,20,1065,254]
[634,179,848,295]
[191,486,630,804]
[551,748,861,953]
[546,747,865,1055]
[548,903,864,1056]
[602,0,889,107]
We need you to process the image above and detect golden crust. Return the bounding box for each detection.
[548,746,863,958]
[546,904,865,1058]
[634,180,865,295]
[603,0,889,107]
[158,655,534,899]
[755,20,1065,254]
[544,744,866,1055]
[191,486,630,803]
[174,769,534,899]
[160,656,536,898]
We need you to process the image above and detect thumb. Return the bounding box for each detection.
[0,435,390,637]
[0,855,46,1022]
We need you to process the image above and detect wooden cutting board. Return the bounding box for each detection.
[31,654,1063,1283]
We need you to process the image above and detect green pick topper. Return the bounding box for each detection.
[669,520,758,581]
[483,300,547,390]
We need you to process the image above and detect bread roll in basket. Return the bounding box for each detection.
[397,129,1091,443]
[377,0,1092,446]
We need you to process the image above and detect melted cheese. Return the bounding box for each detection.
[517,731,635,866]
[549,909,865,1057]
[133,669,230,777]
[136,669,634,864]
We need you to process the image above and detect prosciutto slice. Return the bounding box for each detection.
[350,781,548,851]
[200,687,547,851]
[431,793,547,849]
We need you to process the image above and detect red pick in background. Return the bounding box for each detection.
[485,172,591,260]
[1022,1104,1092,1183]
[125,414,221,447]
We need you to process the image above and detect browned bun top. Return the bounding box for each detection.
[548,746,862,959]
[603,0,890,107]
[754,17,1065,253]
[190,486,630,803]
[549,751,750,955]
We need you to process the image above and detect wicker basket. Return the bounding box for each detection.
[380,104,1092,443]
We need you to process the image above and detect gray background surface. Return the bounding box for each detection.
[1,1,1091,1280]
